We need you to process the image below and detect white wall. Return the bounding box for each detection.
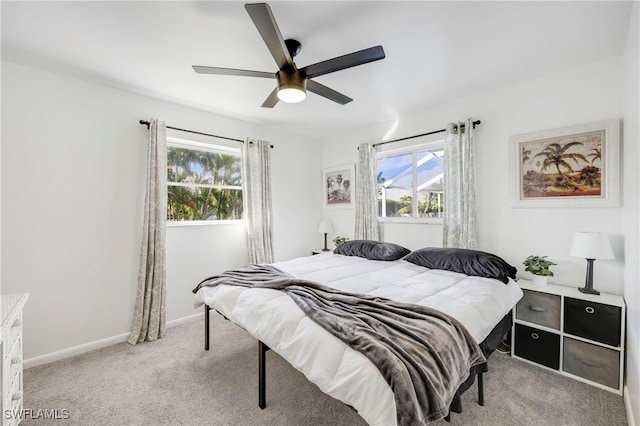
[1,61,322,362]
[0,5,2,298]
[622,2,639,423]
[323,56,627,296]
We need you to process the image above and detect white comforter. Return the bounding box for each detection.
[194,253,523,425]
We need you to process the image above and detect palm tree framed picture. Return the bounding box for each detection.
[324,164,355,208]
[510,119,620,208]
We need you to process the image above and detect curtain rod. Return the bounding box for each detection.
[372,119,481,148]
[139,120,244,143]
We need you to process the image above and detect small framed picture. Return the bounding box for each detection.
[323,164,355,208]
[510,119,620,208]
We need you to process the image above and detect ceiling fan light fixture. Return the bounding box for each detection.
[277,70,307,103]
[278,86,306,103]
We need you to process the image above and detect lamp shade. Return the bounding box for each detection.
[570,232,614,260]
[318,220,333,234]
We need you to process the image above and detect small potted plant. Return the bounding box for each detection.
[523,255,557,286]
[333,236,349,248]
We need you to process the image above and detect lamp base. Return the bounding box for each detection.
[578,286,600,295]
[579,258,600,295]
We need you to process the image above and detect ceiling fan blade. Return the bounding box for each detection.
[301,46,385,79]
[261,87,280,108]
[307,79,352,105]
[192,66,276,79]
[245,3,294,70]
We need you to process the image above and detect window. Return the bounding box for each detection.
[377,142,444,220]
[167,137,243,222]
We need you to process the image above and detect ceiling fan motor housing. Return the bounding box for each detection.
[277,69,307,103]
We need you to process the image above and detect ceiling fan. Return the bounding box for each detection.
[192,3,386,108]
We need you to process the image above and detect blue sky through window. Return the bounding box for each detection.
[377,150,443,190]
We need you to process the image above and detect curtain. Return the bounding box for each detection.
[128,118,167,345]
[354,143,380,240]
[242,139,274,264]
[443,118,478,249]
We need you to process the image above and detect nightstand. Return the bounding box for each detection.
[311,249,332,255]
[511,280,625,394]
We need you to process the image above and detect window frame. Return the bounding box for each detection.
[376,139,445,225]
[166,136,244,227]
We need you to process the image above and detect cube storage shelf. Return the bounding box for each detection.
[511,280,625,395]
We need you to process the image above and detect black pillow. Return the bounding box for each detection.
[404,247,517,284]
[333,240,411,261]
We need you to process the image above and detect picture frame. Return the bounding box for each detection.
[509,119,620,208]
[323,164,355,208]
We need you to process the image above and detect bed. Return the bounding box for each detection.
[193,242,523,425]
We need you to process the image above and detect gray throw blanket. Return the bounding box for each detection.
[194,264,486,425]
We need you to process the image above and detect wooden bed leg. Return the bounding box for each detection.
[478,372,484,406]
[258,341,270,409]
[204,305,211,351]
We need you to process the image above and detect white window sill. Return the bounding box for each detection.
[167,219,246,227]
[378,217,443,225]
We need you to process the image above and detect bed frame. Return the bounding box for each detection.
[203,304,512,421]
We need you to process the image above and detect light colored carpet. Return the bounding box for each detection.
[23,314,627,425]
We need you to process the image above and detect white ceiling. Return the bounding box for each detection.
[1,1,633,139]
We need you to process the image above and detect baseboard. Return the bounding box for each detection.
[624,384,636,426]
[166,312,203,327]
[24,312,204,369]
[24,332,130,369]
